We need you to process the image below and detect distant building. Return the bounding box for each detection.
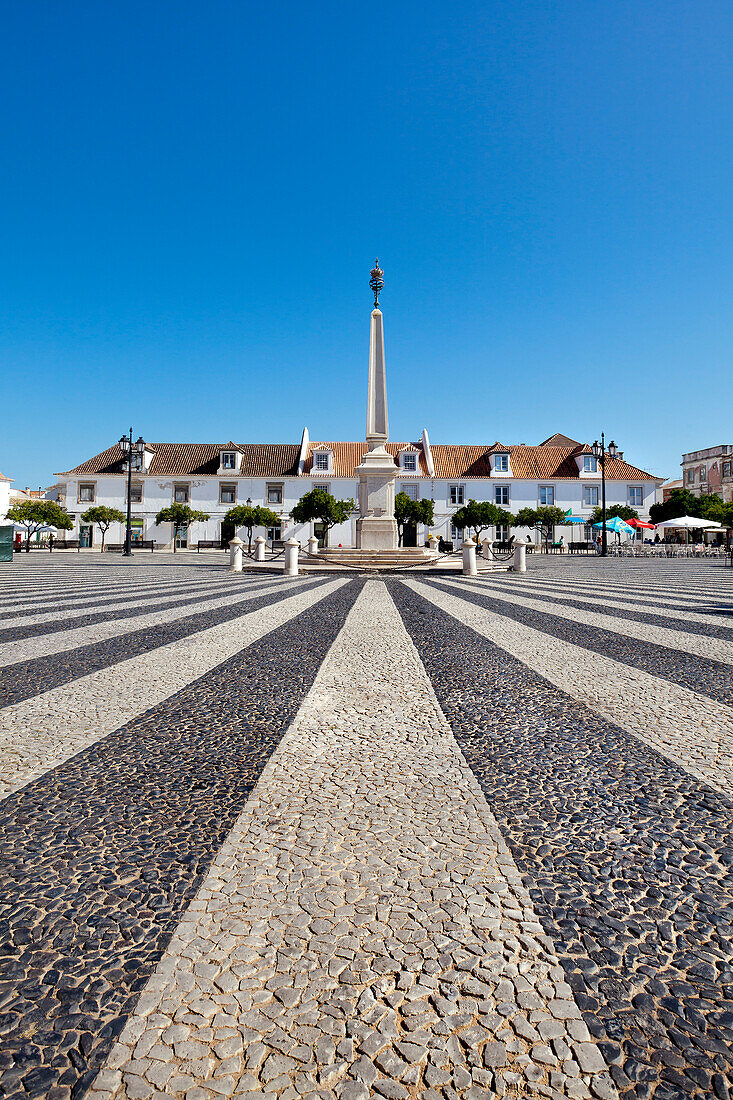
[681,445,733,503]
[660,478,683,502]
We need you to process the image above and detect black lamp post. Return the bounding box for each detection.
[120,430,145,557]
[592,434,618,557]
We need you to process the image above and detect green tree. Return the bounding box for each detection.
[290,488,355,544]
[452,500,515,544]
[5,499,73,552]
[81,505,125,552]
[515,505,567,551]
[154,503,210,553]
[589,505,639,525]
[224,504,281,552]
[649,488,708,524]
[394,492,435,546]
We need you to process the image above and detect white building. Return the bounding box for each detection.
[52,427,662,550]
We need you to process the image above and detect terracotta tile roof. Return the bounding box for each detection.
[538,432,581,447]
[303,442,429,478]
[431,444,660,481]
[57,443,300,478]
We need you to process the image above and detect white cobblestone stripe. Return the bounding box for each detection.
[0,577,231,630]
[89,580,615,1100]
[476,577,733,630]
[0,575,294,667]
[0,578,347,800]
[405,575,733,797]
[446,577,733,665]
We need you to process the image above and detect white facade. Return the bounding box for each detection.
[53,432,662,550]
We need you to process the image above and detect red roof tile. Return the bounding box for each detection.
[303,442,428,478]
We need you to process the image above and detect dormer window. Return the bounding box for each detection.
[494,454,509,472]
[402,453,417,472]
[312,448,333,474]
[221,452,236,470]
[583,455,598,473]
[315,452,329,471]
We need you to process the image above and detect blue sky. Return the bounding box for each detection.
[2,1,732,488]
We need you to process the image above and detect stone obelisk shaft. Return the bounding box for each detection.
[366,308,388,450]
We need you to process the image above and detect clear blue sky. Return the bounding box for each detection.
[2,0,732,488]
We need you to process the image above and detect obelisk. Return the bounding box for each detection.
[355,260,399,550]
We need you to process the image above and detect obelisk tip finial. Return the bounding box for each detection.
[369,258,384,309]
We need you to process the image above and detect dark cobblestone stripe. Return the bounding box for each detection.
[0,576,229,621]
[0,577,328,709]
[390,580,733,1100]
[0,580,361,1100]
[0,577,276,644]
[469,578,733,640]
[424,577,733,707]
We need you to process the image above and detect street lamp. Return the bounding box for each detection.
[119,430,146,557]
[591,434,618,557]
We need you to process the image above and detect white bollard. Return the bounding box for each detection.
[283,538,300,576]
[307,535,319,557]
[229,537,244,573]
[512,538,527,573]
[481,538,491,560]
[462,537,477,576]
[254,536,266,562]
[427,534,439,555]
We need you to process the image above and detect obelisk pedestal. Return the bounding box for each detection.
[355,276,399,550]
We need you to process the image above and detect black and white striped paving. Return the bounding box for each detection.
[1,554,732,1100]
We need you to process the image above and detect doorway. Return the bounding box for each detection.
[80,525,93,548]
[402,523,417,548]
[221,520,235,549]
[314,521,328,549]
[174,524,188,550]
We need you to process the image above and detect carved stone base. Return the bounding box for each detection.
[356,515,399,550]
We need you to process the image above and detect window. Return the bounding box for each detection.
[495,486,509,506]
[314,452,330,471]
[130,452,143,471]
[723,461,732,478]
[402,483,418,501]
[450,485,464,505]
[402,453,417,472]
[539,486,554,506]
[221,452,236,470]
[450,524,461,541]
[129,482,143,504]
[584,524,594,542]
[584,486,599,506]
[583,455,598,473]
[495,524,510,542]
[494,454,509,472]
[628,486,643,507]
[78,483,95,503]
[267,525,282,543]
[687,469,695,483]
[174,484,189,503]
[220,483,236,504]
[700,466,707,482]
[267,484,283,505]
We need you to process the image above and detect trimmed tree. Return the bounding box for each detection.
[515,505,567,552]
[394,492,435,546]
[452,500,515,544]
[81,505,126,552]
[224,504,281,552]
[154,503,210,552]
[649,488,710,524]
[5,499,73,552]
[290,488,355,545]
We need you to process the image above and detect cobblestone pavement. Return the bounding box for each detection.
[1,555,732,1100]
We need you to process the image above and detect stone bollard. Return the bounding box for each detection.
[462,537,477,576]
[427,534,439,555]
[229,537,244,573]
[284,538,300,576]
[512,538,527,573]
[254,536,266,562]
[307,535,319,557]
[481,538,491,560]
